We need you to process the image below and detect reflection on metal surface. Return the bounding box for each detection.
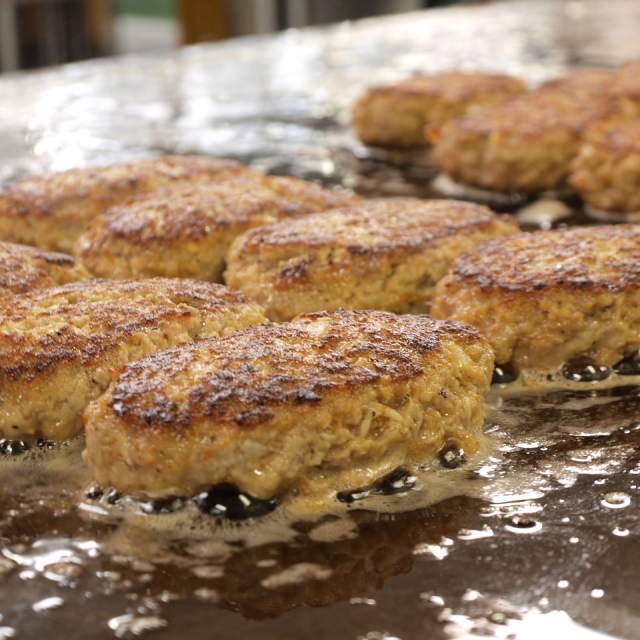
[2,384,640,637]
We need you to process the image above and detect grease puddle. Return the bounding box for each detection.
[1,382,640,639]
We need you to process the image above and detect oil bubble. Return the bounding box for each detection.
[44,561,83,582]
[600,491,631,509]
[194,588,220,602]
[492,363,517,385]
[138,497,186,515]
[613,526,630,536]
[613,351,640,376]
[191,565,224,579]
[562,357,610,382]
[32,597,64,612]
[0,439,30,456]
[192,483,277,520]
[108,614,168,637]
[504,515,543,533]
[439,445,466,469]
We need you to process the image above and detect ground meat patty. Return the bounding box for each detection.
[72,174,358,281]
[430,225,640,373]
[0,241,90,297]
[0,155,251,253]
[428,88,623,194]
[611,60,640,117]
[82,309,494,507]
[569,119,640,213]
[539,66,616,96]
[352,71,525,148]
[224,199,519,322]
[0,279,265,439]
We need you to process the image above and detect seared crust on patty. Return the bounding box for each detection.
[569,119,640,213]
[540,66,616,97]
[352,71,526,148]
[73,174,358,281]
[82,309,494,506]
[0,155,250,253]
[431,225,640,372]
[429,89,623,194]
[0,241,90,297]
[0,279,265,439]
[611,61,640,117]
[224,199,519,322]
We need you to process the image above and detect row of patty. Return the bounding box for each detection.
[1,155,639,506]
[353,63,640,211]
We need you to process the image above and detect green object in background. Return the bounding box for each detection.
[114,0,175,18]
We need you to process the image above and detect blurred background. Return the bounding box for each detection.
[0,0,459,73]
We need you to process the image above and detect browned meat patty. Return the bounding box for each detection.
[431,225,640,373]
[0,279,265,439]
[82,309,494,508]
[428,86,624,194]
[0,155,251,253]
[539,66,616,96]
[352,71,526,148]
[611,60,640,117]
[73,174,358,281]
[224,199,519,322]
[569,119,640,214]
[0,241,90,297]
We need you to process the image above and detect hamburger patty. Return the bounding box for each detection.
[224,199,519,322]
[0,279,265,439]
[429,86,623,194]
[0,241,90,297]
[73,174,358,281]
[0,155,250,253]
[352,71,525,148]
[539,66,616,95]
[82,309,494,507]
[611,60,640,117]
[430,225,640,373]
[569,119,640,213]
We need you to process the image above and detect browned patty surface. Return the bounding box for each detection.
[0,278,265,439]
[0,155,251,253]
[431,225,640,372]
[569,119,640,213]
[429,88,624,194]
[224,199,519,321]
[83,309,494,508]
[352,71,526,148]
[0,241,90,297]
[611,60,640,116]
[73,174,358,281]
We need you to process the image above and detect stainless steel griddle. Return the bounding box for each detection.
[2,2,640,638]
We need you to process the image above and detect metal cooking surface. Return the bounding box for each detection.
[2,1,640,638]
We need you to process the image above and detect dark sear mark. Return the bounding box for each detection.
[192,483,278,520]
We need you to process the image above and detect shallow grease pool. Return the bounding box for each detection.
[1,380,640,639]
